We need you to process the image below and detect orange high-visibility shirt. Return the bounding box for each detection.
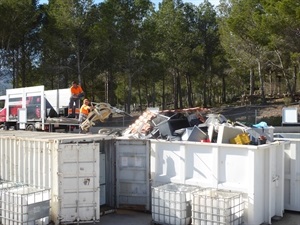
[80,104,90,116]
[70,85,83,95]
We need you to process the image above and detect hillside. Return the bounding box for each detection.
[210,101,299,126]
[98,98,299,129]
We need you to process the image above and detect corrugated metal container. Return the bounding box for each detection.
[100,153,106,185]
[0,185,50,225]
[152,183,200,225]
[274,133,300,211]
[100,153,106,206]
[0,131,113,224]
[99,139,115,208]
[150,140,285,225]
[100,184,106,206]
[115,138,150,211]
[0,132,54,188]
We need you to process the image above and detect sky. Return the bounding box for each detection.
[39,0,220,7]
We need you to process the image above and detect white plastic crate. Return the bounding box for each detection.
[152,183,200,225]
[192,189,244,225]
[0,186,50,225]
[0,180,19,190]
[0,180,22,225]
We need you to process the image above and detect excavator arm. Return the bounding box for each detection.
[79,102,126,131]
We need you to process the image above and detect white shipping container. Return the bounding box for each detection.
[150,140,285,225]
[0,131,111,224]
[115,139,150,211]
[274,133,300,211]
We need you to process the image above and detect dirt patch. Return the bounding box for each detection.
[209,102,299,126]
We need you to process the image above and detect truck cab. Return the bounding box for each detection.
[0,85,78,132]
[0,95,6,123]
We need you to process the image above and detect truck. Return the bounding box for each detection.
[0,85,79,132]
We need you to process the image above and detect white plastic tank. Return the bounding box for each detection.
[0,185,50,225]
[152,183,200,225]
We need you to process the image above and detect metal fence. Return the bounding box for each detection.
[215,106,282,126]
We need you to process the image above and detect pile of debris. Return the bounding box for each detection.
[122,107,274,145]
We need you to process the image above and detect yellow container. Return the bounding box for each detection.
[230,133,250,145]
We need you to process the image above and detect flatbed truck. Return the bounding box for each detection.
[0,85,78,132]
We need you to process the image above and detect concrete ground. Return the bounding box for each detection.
[272,211,300,225]
[77,209,300,225]
[72,126,300,225]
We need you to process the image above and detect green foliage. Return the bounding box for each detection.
[0,0,300,113]
[0,0,42,87]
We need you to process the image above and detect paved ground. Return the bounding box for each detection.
[272,211,300,225]
[69,110,300,225]
[77,209,300,225]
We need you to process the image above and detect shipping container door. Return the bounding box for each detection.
[115,139,150,211]
[274,135,300,212]
[56,143,100,223]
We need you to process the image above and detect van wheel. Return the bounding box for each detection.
[26,124,36,131]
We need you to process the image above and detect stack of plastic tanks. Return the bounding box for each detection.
[151,183,200,225]
[0,185,50,225]
[192,188,244,225]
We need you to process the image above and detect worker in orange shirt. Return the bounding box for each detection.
[68,81,84,118]
[79,98,93,133]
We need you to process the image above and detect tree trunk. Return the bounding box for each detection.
[203,71,208,107]
[257,59,266,104]
[137,76,142,112]
[105,71,109,103]
[185,72,193,107]
[249,67,254,105]
[162,73,166,110]
[292,65,297,101]
[77,50,81,84]
[178,74,183,109]
[173,71,178,109]
[21,39,26,87]
[127,72,132,114]
[221,73,226,103]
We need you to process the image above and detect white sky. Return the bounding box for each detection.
[39,0,220,7]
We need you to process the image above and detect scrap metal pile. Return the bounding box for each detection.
[122,107,274,145]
